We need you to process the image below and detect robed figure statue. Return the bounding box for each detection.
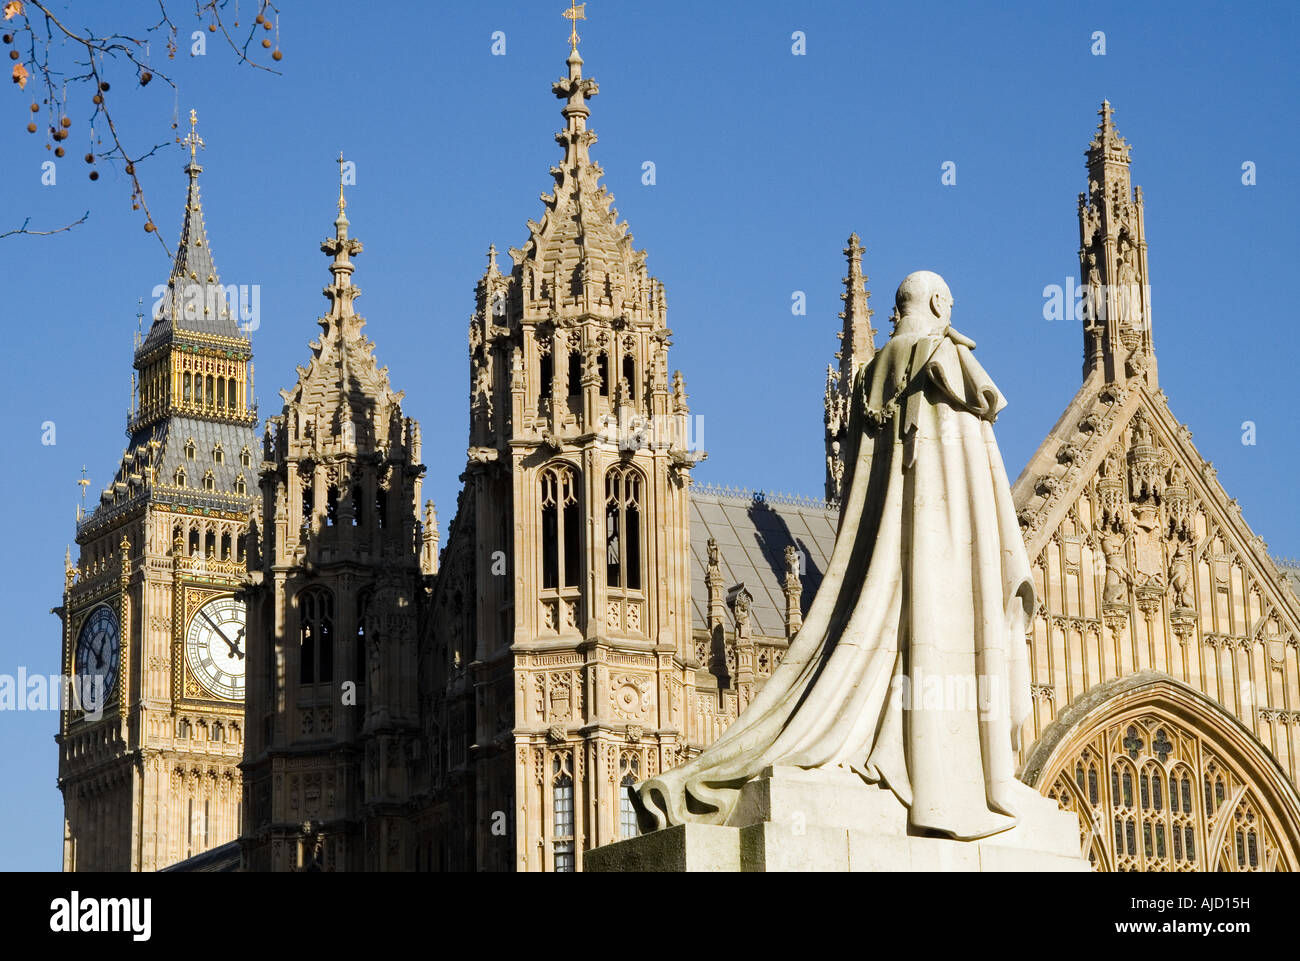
[634,271,1036,841]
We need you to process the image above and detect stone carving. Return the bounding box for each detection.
[1131,504,1164,588]
[633,272,1040,841]
[1168,537,1195,609]
[1101,531,1130,605]
[611,675,650,720]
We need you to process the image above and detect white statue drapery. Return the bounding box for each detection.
[635,272,1036,841]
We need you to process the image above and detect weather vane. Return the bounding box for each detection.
[181,108,204,164]
[77,465,90,520]
[563,1,586,52]
[336,150,347,213]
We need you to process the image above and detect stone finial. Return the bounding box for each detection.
[672,370,688,414]
[705,537,724,630]
[1087,99,1132,169]
[421,500,440,576]
[726,583,753,641]
[783,545,803,638]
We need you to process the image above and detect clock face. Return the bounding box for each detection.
[185,595,247,701]
[74,605,120,712]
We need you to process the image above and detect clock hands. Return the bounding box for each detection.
[200,608,245,661]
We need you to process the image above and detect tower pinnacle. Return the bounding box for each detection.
[1078,101,1154,387]
[825,233,876,503]
[322,157,362,320]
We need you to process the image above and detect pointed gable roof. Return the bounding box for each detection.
[1014,104,1299,658]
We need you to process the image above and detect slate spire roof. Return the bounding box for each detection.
[139,111,243,355]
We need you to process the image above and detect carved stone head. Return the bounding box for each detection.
[894,270,953,335]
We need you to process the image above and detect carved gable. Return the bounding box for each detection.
[1013,384,1300,788]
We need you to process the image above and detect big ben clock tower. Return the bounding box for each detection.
[56,113,259,871]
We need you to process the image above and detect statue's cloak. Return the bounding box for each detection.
[634,327,1036,840]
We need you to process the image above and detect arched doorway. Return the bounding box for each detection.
[1021,671,1300,872]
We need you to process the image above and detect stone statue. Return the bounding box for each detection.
[1084,251,1103,326]
[1101,530,1130,605]
[1169,537,1194,609]
[634,271,1036,841]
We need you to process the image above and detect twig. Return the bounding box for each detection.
[8,0,281,252]
[0,210,90,239]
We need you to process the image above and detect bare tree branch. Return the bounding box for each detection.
[4,0,282,248]
[0,209,89,238]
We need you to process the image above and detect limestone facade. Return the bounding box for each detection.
[62,40,1300,874]
[238,186,430,871]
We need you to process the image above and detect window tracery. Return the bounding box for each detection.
[540,463,581,592]
[1045,713,1290,872]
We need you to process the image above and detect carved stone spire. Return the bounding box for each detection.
[277,174,408,460]
[139,109,243,356]
[837,233,876,389]
[825,233,875,502]
[1078,101,1155,388]
[421,500,440,576]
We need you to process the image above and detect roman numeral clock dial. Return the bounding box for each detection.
[74,605,120,712]
[185,596,248,701]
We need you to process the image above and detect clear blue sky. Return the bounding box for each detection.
[1,1,1295,870]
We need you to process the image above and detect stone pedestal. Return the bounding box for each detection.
[584,766,1090,872]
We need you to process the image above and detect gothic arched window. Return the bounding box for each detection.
[567,349,583,416]
[540,463,581,591]
[1043,711,1294,872]
[183,372,192,404]
[552,754,575,873]
[597,351,609,397]
[619,752,641,839]
[298,587,335,686]
[622,354,636,401]
[605,466,642,591]
[539,349,554,408]
[355,585,374,699]
[300,475,314,528]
